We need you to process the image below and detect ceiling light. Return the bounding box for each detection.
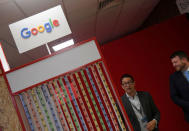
[0,43,10,72]
[52,39,74,51]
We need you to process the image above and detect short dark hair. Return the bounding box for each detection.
[120,74,134,84]
[170,51,189,60]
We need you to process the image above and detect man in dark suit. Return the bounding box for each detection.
[119,74,160,131]
[170,51,189,122]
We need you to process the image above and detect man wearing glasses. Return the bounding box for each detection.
[120,74,160,131]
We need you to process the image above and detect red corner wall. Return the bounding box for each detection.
[101,14,189,131]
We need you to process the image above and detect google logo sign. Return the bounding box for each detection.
[21,18,59,39]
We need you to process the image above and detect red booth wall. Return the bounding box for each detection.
[101,15,189,131]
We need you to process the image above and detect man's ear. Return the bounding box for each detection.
[181,57,188,62]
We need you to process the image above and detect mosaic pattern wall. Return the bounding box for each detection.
[0,69,22,131]
[17,62,129,131]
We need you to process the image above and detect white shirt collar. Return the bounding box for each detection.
[183,67,189,72]
[126,92,138,99]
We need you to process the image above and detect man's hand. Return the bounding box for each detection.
[146,119,156,131]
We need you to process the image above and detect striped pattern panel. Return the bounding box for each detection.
[18,61,130,131]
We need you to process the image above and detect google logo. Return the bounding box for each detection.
[21,19,59,39]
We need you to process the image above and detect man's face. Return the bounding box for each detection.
[121,77,135,94]
[171,56,186,71]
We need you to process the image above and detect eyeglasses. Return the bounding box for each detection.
[122,81,134,86]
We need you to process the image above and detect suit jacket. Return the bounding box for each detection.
[170,71,189,122]
[120,91,160,131]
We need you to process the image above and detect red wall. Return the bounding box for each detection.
[101,15,189,131]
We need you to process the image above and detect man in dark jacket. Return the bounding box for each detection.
[170,51,189,122]
[120,74,160,131]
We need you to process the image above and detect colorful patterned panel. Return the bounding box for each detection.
[17,61,130,131]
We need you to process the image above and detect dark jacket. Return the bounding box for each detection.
[120,91,160,131]
[170,71,189,122]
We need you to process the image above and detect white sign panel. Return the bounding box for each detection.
[9,5,71,53]
[6,40,101,93]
